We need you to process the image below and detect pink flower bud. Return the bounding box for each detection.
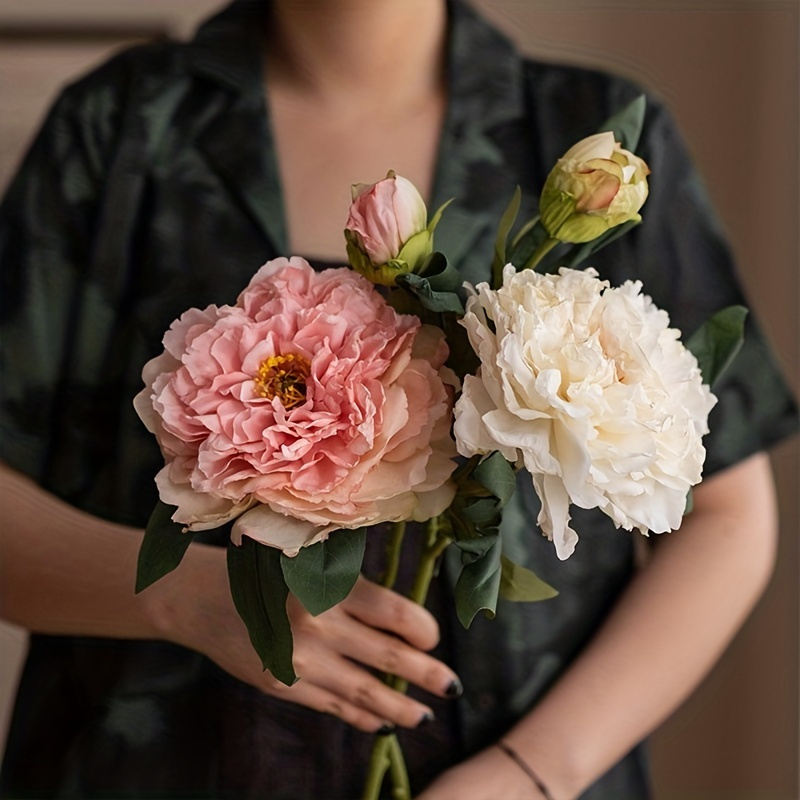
[345,171,428,266]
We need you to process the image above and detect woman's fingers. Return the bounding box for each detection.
[331,615,457,701]
[288,645,435,729]
[291,578,461,700]
[342,576,441,651]
[287,600,447,726]
[266,672,388,733]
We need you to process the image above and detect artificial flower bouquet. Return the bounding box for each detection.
[133,97,746,799]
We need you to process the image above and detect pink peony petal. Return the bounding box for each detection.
[230,504,332,557]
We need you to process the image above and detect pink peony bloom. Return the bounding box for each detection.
[134,257,457,555]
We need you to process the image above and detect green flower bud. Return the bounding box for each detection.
[540,132,650,244]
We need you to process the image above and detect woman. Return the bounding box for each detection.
[0,0,797,797]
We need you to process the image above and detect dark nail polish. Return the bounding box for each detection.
[417,710,436,727]
[445,678,463,698]
[376,724,395,736]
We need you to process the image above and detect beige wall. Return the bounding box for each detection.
[0,1,797,797]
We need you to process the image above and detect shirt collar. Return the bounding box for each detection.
[184,0,267,99]
[183,0,529,269]
[184,0,525,134]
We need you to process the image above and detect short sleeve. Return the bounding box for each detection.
[0,72,150,524]
[0,89,104,479]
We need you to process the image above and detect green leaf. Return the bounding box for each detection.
[422,254,463,293]
[474,452,517,505]
[685,305,748,387]
[395,272,464,313]
[454,535,502,627]
[455,536,498,560]
[395,229,433,274]
[227,538,297,686]
[441,312,480,377]
[499,555,558,603]
[427,197,455,233]
[445,505,478,544]
[684,489,694,516]
[281,529,367,616]
[491,186,522,284]
[461,497,501,526]
[600,94,646,152]
[135,500,193,593]
[446,453,514,544]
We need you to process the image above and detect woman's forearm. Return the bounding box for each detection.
[0,461,187,639]
[505,452,779,799]
[0,461,458,731]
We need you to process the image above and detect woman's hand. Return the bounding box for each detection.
[0,464,458,734]
[151,545,460,732]
[415,745,546,800]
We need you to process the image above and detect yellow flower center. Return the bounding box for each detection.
[253,353,311,409]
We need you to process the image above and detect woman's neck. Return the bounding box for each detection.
[262,0,449,261]
[265,0,448,111]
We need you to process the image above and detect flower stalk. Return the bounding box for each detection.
[362,735,397,800]
[521,236,559,272]
[382,521,407,590]
[387,736,411,800]
[411,516,452,605]
[362,516,453,800]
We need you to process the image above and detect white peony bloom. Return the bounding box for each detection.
[454,265,717,560]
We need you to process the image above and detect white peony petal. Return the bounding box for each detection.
[552,421,601,509]
[454,375,516,460]
[485,410,555,472]
[560,131,615,162]
[603,482,686,535]
[532,472,579,560]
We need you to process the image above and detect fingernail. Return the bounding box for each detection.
[445,678,463,698]
[376,724,395,736]
[417,710,436,727]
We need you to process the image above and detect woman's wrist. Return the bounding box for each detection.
[137,541,228,648]
[495,740,555,800]
[498,727,581,800]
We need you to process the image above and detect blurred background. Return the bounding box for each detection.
[0,1,797,797]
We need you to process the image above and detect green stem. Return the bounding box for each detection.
[387,735,411,800]
[383,521,406,591]
[410,516,451,605]
[522,236,559,271]
[390,518,452,696]
[362,736,392,800]
[361,516,452,800]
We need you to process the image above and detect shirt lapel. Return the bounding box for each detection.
[431,1,535,283]
[184,0,289,255]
